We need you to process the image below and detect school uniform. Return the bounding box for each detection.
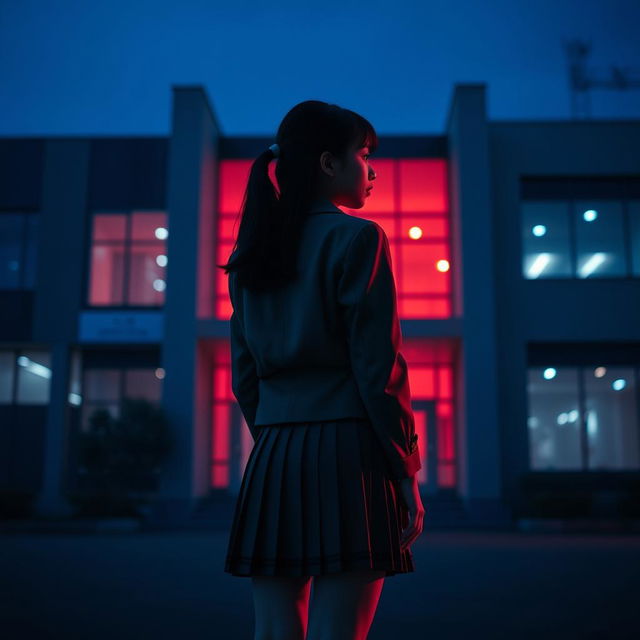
[223,197,421,578]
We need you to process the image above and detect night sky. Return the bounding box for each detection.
[1,0,639,137]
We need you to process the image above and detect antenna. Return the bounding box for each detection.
[563,38,640,119]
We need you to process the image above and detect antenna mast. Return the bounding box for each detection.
[563,38,640,119]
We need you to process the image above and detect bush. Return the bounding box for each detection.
[71,397,174,517]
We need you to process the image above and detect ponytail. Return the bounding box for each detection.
[217,100,378,292]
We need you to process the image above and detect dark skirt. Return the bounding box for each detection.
[223,416,415,578]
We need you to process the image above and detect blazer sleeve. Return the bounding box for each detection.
[337,222,421,480]
[228,275,260,443]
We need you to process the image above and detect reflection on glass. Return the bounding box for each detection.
[127,244,166,305]
[84,369,120,402]
[125,368,162,404]
[584,366,639,470]
[574,200,625,278]
[89,212,167,306]
[521,202,571,278]
[81,366,163,431]
[527,367,581,469]
[16,350,51,405]
[89,244,126,305]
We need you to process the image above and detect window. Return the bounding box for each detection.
[0,213,39,289]
[0,349,51,405]
[574,200,626,277]
[521,177,640,279]
[88,210,168,306]
[527,364,639,471]
[81,366,163,431]
[211,336,458,490]
[522,201,572,277]
[216,157,452,319]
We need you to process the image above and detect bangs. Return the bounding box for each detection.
[352,114,379,154]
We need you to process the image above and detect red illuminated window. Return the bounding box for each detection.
[213,157,456,490]
[216,157,452,319]
[402,339,458,489]
[210,337,458,490]
[88,211,168,306]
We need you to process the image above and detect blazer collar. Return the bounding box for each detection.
[308,197,344,215]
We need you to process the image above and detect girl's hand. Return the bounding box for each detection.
[398,474,425,551]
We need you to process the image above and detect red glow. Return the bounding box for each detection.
[211,403,230,488]
[89,211,167,306]
[210,336,458,490]
[218,160,253,213]
[399,159,448,213]
[212,157,457,489]
[216,157,452,321]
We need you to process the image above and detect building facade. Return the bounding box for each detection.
[1,84,639,525]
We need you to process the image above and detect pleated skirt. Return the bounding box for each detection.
[223,416,415,578]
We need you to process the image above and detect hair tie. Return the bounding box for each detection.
[268,143,280,158]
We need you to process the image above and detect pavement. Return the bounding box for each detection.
[2,528,639,639]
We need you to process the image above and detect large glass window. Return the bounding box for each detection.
[88,210,168,306]
[216,157,452,319]
[0,349,51,405]
[527,364,640,470]
[81,366,163,431]
[0,213,39,289]
[521,178,640,280]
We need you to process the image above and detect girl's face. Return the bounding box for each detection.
[319,142,376,209]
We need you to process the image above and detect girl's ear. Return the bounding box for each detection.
[319,150,338,177]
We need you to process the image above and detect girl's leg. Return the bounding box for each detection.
[306,569,386,640]
[251,575,312,640]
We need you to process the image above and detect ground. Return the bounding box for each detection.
[2,529,639,639]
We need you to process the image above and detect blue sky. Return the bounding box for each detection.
[1,0,639,136]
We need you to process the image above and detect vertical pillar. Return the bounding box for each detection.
[33,140,91,516]
[156,86,221,523]
[446,84,509,524]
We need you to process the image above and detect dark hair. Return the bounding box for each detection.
[216,100,378,292]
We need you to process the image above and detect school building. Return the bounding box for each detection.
[1,84,639,527]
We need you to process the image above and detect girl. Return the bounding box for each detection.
[218,100,425,640]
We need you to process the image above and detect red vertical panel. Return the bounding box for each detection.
[437,400,454,460]
[219,215,240,242]
[211,401,230,488]
[219,160,253,214]
[438,367,453,399]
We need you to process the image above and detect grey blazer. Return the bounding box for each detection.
[228,197,421,480]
